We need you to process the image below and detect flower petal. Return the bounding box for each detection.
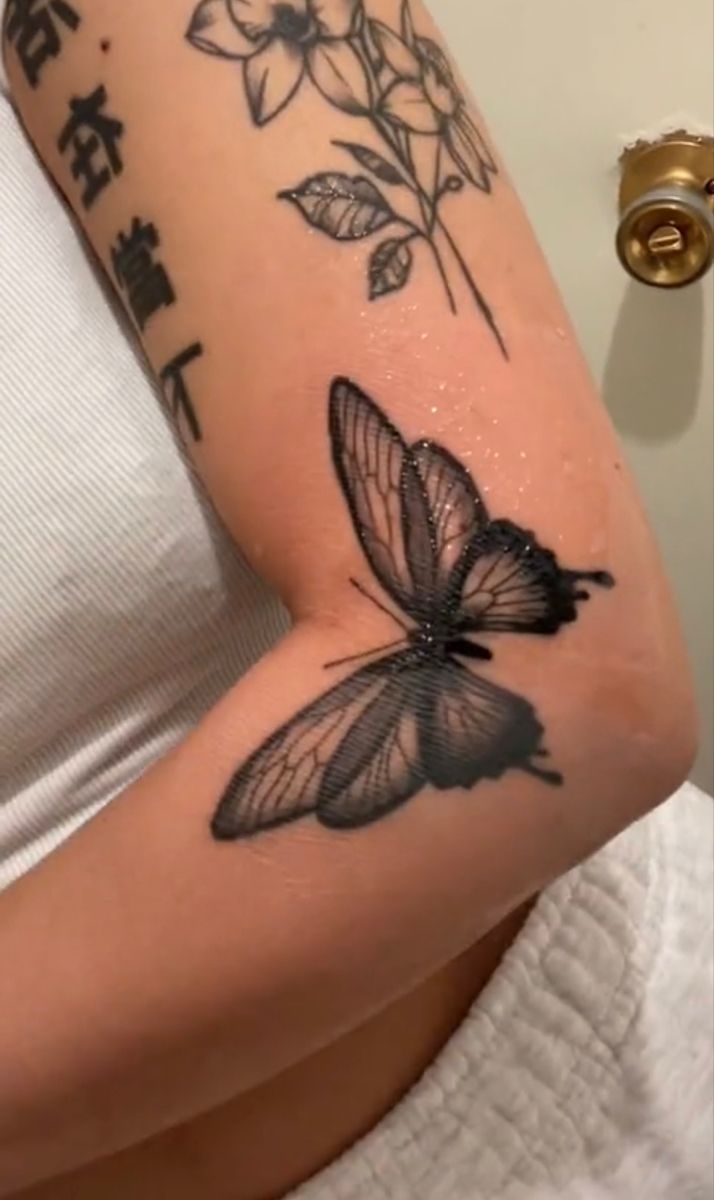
[308,40,371,114]
[187,0,259,57]
[422,60,457,117]
[310,0,360,39]
[228,0,281,38]
[445,109,497,190]
[415,37,456,90]
[380,80,440,134]
[369,20,420,79]
[445,113,495,189]
[244,38,305,124]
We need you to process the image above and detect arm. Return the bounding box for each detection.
[0,0,696,1191]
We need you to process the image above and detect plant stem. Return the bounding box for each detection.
[426,238,458,313]
[353,28,497,339]
[429,140,443,235]
[369,118,457,311]
[373,115,497,339]
[403,131,435,237]
[370,115,419,190]
[395,132,507,357]
[435,214,508,358]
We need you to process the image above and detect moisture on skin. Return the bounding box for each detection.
[211,377,615,841]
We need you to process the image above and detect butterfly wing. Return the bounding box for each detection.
[419,659,561,788]
[329,378,436,615]
[410,439,490,604]
[213,646,563,840]
[456,518,615,635]
[212,658,405,839]
[317,656,427,828]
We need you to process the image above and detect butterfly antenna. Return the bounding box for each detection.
[567,569,616,600]
[349,577,410,632]
[520,748,564,787]
[324,637,407,671]
[522,760,564,787]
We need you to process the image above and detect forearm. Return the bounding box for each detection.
[1,0,696,1192]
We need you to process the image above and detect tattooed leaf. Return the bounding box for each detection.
[279,173,395,240]
[369,237,414,299]
[333,141,405,186]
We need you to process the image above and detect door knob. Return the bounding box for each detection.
[616,133,714,287]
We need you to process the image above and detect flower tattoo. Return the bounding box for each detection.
[188,0,368,124]
[187,0,506,355]
[383,33,496,191]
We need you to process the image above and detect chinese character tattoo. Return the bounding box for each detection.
[57,85,123,210]
[3,0,80,88]
[111,218,176,331]
[160,343,204,443]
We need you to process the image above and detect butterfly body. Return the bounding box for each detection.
[405,617,491,664]
[211,379,614,841]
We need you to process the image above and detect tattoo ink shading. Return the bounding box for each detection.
[111,217,176,331]
[3,0,80,88]
[186,0,506,355]
[212,378,614,840]
[57,85,123,210]
[160,342,204,443]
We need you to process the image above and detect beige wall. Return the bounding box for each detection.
[438,0,714,791]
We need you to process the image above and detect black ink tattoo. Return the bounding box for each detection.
[111,217,176,331]
[160,342,204,443]
[57,84,124,210]
[186,0,506,355]
[212,378,614,840]
[3,0,80,88]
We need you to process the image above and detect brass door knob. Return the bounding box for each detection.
[616,133,714,287]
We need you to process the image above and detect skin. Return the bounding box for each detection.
[0,1,696,1195]
[14,906,534,1200]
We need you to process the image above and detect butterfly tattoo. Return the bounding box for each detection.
[212,378,614,840]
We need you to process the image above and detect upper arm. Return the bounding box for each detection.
[0,3,682,615]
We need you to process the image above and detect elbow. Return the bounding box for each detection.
[647,663,700,803]
[544,639,698,876]
[587,620,700,831]
[632,675,699,811]
[635,610,700,804]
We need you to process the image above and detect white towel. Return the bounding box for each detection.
[289,783,714,1200]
